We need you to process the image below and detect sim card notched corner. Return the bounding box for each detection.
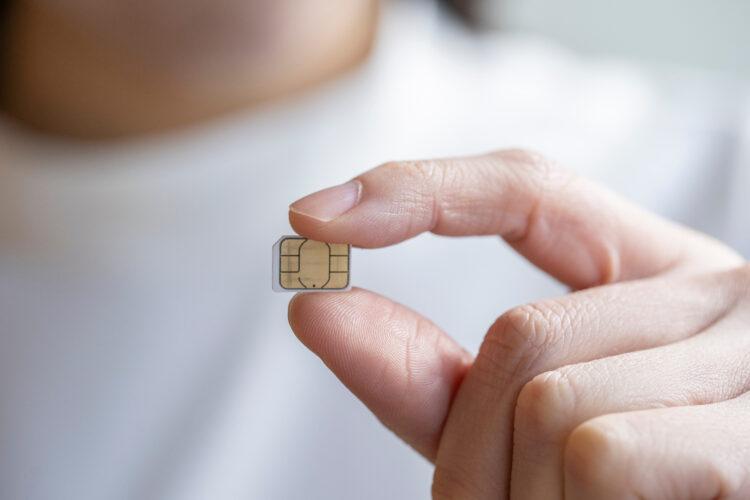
[272,235,352,293]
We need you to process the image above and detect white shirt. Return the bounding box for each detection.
[0,2,747,499]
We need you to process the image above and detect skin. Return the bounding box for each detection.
[1,0,378,137]
[287,150,750,499]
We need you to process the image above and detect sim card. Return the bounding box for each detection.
[272,236,351,292]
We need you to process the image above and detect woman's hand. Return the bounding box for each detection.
[287,150,749,499]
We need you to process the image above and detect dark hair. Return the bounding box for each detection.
[437,0,481,26]
[0,0,11,106]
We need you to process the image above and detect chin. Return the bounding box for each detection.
[2,0,379,139]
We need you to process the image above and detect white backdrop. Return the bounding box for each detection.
[465,0,750,76]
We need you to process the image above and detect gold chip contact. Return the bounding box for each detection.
[272,236,351,292]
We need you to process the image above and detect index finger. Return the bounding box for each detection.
[290,150,741,289]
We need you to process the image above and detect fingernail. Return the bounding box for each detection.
[290,180,362,222]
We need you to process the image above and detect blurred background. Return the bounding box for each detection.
[453,0,750,76]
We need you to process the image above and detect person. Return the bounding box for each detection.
[1,0,748,499]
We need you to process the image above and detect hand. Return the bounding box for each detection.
[287,150,749,499]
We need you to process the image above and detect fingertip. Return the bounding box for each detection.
[287,289,324,338]
[288,179,364,243]
[287,208,320,239]
[287,207,354,245]
[289,180,362,221]
[287,288,363,346]
[287,292,302,330]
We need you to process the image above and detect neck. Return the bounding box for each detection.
[2,0,378,139]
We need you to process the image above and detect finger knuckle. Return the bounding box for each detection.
[475,304,559,385]
[378,159,450,231]
[382,159,445,185]
[564,418,632,492]
[486,148,575,189]
[488,148,552,175]
[515,369,580,445]
[485,149,581,252]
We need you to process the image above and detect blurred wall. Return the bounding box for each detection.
[463,0,750,76]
